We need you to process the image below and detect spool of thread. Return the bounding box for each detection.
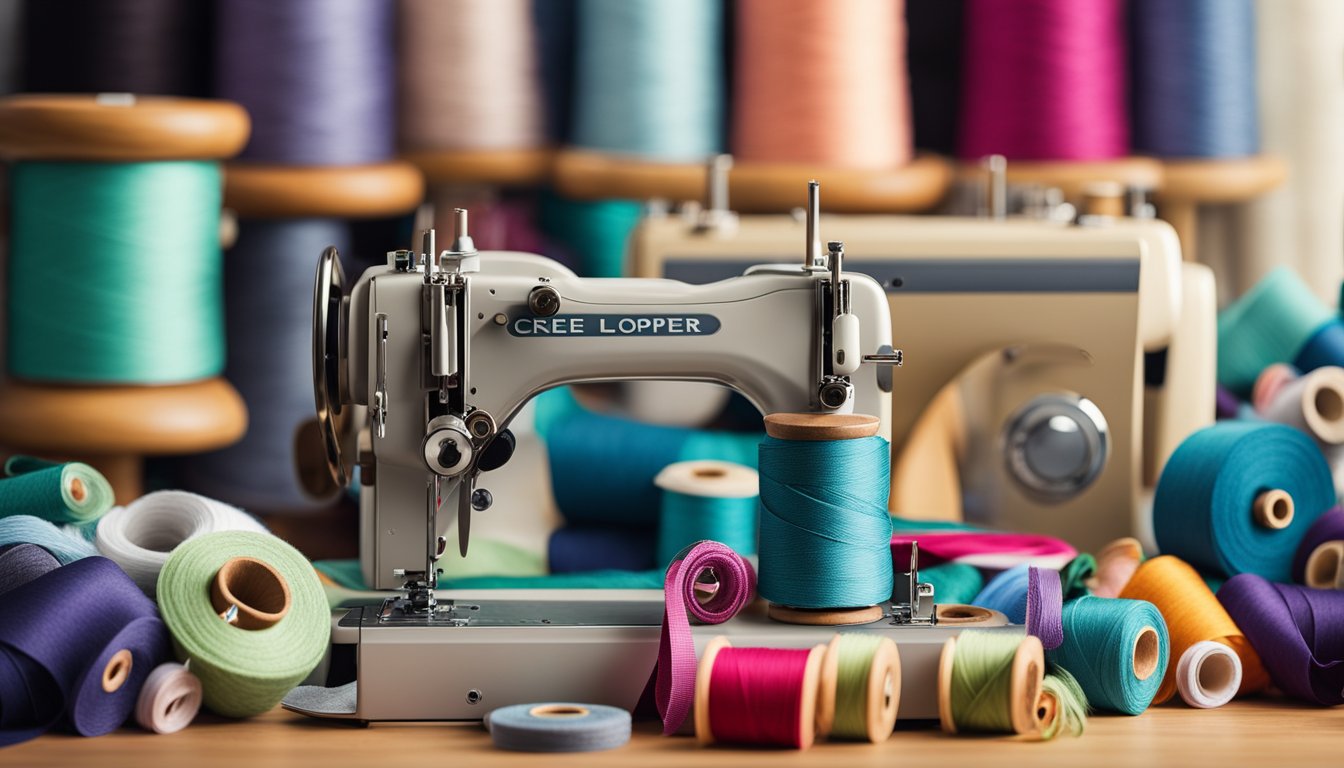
[572,0,723,160]
[758,413,893,624]
[816,634,899,743]
[1218,573,1344,705]
[1045,596,1169,715]
[959,0,1128,161]
[7,158,227,383]
[215,0,394,165]
[888,531,1077,572]
[938,632,1051,737]
[1251,363,1300,413]
[0,457,114,525]
[1091,537,1144,598]
[1217,267,1335,395]
[540,389,761,527]
[486,703,632,753]
[695,638,826,750]
[0,556,170,746]
[654,541,755,735]
[732,0,911,169]
[920,561,984,605]
[1258,366,1344,499]
[399,0,544,153]
[1131,0,1259,158]
[0,515,98,564]
[0,542,60,597]
[1118,555,1269,703]
[182,220,352,513]
[547,526,656,573]
[1154,422,1334,581]
[22,0,210,95]
[1174,640,1243,709]
[536,193,642,278]
[655,460,758,567]
[135,662,202,735]
[95,490,267,598]
[157,531,329,718]
[1295,507,1344,588]
[1025,568,1064,651]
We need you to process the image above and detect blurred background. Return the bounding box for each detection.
[0,0,1340,576]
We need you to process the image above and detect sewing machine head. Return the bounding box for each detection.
[312,182,900,600]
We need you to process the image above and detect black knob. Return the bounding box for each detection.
[477,429,516,472]
[471,488,493,512]
[437,439,462,470]
[528,285,561,317]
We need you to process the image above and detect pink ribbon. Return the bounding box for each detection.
[889,531,1076,570]
[655,541,755,736]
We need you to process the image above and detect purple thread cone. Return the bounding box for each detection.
[1218,574,1344,705]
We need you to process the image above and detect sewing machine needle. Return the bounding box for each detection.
[458,479,472,557]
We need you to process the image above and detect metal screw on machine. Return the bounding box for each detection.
[471,488,492,512]
[528,284,560,317]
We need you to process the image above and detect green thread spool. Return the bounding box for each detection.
[0,456,113,525]
[158,530,329,718]
[817,634,900,743]
[8,160,225,383]
[1037,667,1088,739]
[654,460,758,567]
[939,631,1053,738]
[1044,596,1168,715]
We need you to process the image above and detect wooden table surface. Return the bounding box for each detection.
[3,701,1339,767]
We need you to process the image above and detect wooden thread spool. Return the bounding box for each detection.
[938,633,1045,737]
[934,604,998,625]
[763,412,888,626]
[1132,626,1161,681]
[816,635,900,744]
[0,94,251,503]
[1252,489,1294,530]
[209,556,292,631]
[1305,541,1344,589]
[101,648,134,693]
[694,636,826,749]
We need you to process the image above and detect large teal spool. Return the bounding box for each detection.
[757,431,893,610]
[1154,421,1334,582]
[1217,267,1332,396]
[1045,596,1169,715]
[7,160,225,383]
[654,460,758,567]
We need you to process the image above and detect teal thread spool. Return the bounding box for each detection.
[157,530,329,718]
[654,460,758,567]
[758,414,893,624]
[920,561,984,605]
[0,456,113,525]
[8,160,226,383]
[1045,596,1168,715]
[537,193,642,278]
[1154,421,1334,581]
[818,634,900,743]
[1217,267,1334,395]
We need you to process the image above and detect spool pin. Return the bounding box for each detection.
[763,412,886,626]
[695,637,826,749]
[210,556,292,630]
[816,635,900,743]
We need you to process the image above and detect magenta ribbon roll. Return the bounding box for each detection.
[654,540,755,735]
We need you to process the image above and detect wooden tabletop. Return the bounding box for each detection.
[5,701,1340,767]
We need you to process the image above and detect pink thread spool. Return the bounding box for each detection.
[695,637,826,749]
[959,0,1129,161]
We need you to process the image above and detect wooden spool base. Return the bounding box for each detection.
[402,147,554,187]
[763,412,880,441]
[1152,154,1286,262]
[225,161,425,219]
[0,377,247,502]
[767,603,885,626]
[555,149,952,213]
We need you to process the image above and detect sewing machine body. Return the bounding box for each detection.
[285,590,1015,723]
[632,211,1214,551]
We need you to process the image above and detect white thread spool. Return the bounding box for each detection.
[135,662,203,734]
[1175,640,1243,709]
[1260,366,1344,499]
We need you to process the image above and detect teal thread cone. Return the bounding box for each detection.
[158,531,329,718]
[0,460,113,525]
[1154,422,1333,581]
[8,161,225,383]
[757,435,893,608]
[1045,596,1168,715]
[1217,267,1331,395]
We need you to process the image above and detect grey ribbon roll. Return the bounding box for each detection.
[486,703,631,753]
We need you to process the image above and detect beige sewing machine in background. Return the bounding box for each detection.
[631,163,1215,552]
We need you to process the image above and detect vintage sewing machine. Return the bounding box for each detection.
[631,162,1215,551]
[291,184,1020,724]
